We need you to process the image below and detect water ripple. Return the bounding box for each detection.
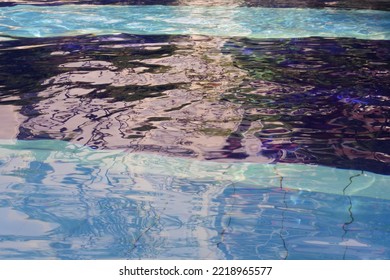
[1,139,389,259]
[0,5,390,39]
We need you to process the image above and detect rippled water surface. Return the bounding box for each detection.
[1,1,390,11]
[0,0,389,259]
[1,34,388,173]
[1,5,390,39]
[1,139,390,259]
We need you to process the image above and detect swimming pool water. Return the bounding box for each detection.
[0,1,389,259]
[0,5,390,39]
[1,139,390,259]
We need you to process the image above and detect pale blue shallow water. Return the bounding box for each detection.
[1,140,390,259]
[0,5,390,39]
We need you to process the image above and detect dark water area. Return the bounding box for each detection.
[223,37,390,174]
[0,34,389,174]
[0,0,389,11]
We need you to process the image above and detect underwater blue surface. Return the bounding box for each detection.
[0,5,390,39]
[0,140,390,259]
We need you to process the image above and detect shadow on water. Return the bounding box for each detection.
[0,34,389,174]
[222,37,390,174]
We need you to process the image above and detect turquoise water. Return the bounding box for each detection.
[1,140,390,259]
[1,5,390,39]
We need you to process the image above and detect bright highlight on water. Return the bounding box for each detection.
[1,5,390,39]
